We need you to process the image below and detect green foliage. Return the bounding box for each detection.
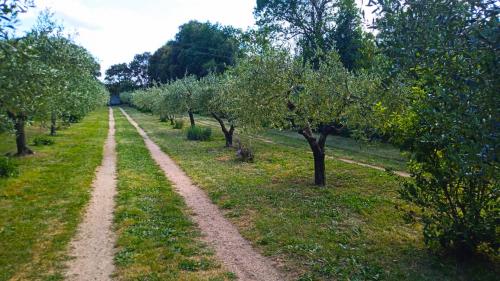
[0,156,18,178]
[0,11,108,155]
[148,20,239,83]
[226,47,379,184]
[104,52,151,95]
[104,63,135,95]
[0,0,34,39]
[0,114,13,133]
[119,92,133,105]
[373,0,499,254]
[186,126,212,141]
[173,119,184,129]
[255,0,372,69]
[33,136,54,146]
[228,48,378,131]
[124,75,203,128]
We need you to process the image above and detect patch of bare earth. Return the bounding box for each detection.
[120,108,285,281]
[64,108,117,281]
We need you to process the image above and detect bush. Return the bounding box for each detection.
[236,140,254,162]
[173,119,184,129]
[33,136,55,146]
[0,156,18,178]
[186,126,212,141]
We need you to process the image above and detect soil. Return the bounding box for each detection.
[65,108,117,281]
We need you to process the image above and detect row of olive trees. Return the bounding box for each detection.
[0,12,109,156]
[122,49,379,186]
[121,73,237,147]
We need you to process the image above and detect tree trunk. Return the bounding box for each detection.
[50,111,57,136]
[312,148,326,186]
[212,113,235,147]
[299,126,329,186]
[188,110,195,127]
[12,113,33,156]
[224,129,234,147]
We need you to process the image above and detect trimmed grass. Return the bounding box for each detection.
[0,108,109,281]
[124,107,497,281]
[113,109,234,280]
[194,115,408,172]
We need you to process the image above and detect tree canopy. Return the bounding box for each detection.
[255,0,370,69]
[0,12,108,155]
[148,20,239,83]
[372,0,499,253]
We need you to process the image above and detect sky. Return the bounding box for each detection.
[19,0,257,76]
[18,0,375,77]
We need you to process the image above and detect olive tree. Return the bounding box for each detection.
[0,34,47,155]
[0,13,107,155]
[229,49,378,185]
[166,76,201,127]
[197,73,237,147]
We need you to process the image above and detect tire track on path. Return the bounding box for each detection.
[65,107,117,281]
[120,108,284,281]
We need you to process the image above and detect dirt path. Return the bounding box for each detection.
[120,108,284,281]
[65,108,117,281]
[336,157,410,177]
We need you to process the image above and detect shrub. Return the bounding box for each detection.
[33,136,55,146]
[173,119,184,129]
[236,140,254,162]
[186,126,212,141]
[0,156,18,178]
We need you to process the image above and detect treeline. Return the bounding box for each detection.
[105,20,239,96]
[116,0,498,259]
[1,4,108,155]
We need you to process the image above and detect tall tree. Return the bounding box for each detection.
[129,52,151,88]
[104,63,134,95]
[255,0,337,65]
[255,0,371,69]
[148,45,172,84]
[373,0,499,254]
[332,0,365,71]
[148,21,239,82]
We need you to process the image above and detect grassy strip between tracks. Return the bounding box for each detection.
[113,108,234,281]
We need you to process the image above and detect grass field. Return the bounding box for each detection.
[0,109,108,281]
[113,109,234,280]
[193,115,408,172]
[124,107,497,281]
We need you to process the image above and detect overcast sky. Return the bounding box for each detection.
[18,0,374,77]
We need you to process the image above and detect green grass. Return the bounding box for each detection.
[113,109,234,280]
[193,115,408,172]
[124,107,497,281]
[0,108,109,281]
